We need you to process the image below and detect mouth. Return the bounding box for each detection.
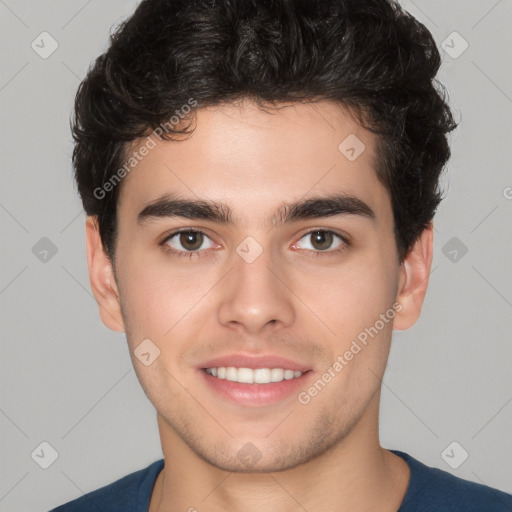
[199,368,313,407]
[197,355,314,407]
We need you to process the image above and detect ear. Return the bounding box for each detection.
[393,225,433,330]
[85,216,125,332]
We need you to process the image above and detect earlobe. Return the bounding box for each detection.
[85,216,125,333]
[393,226,434,331]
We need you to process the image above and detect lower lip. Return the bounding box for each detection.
[198,369,313,407]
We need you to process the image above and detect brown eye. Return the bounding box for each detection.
[293,230,346,253]
[309,230,334,250]
[179,231,204,251]
[164,230,215,253]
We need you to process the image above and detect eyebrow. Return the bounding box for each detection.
[137,193,375,226]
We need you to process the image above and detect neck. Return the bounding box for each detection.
[149,397,410,512]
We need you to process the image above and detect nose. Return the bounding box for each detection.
[217,244,295,335]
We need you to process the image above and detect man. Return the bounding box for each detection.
[50,0,512,510]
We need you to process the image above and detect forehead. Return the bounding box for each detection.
[117,99,391,226]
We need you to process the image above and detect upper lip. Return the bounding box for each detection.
[200,354,312,372]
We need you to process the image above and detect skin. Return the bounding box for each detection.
[86,99,433,511]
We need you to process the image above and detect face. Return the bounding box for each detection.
[87,99,431,472]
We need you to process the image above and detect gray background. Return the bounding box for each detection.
[1,0,511,510]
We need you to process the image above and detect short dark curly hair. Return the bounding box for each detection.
[72,0,457,264]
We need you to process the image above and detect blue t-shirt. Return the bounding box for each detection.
[49,450,512,511]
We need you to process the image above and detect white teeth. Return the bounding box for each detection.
[253,368,272,383]
[284,369,295,380]
[271,368,284,382]
[205,367,304,384]
[226,367,237,381]
[237,367,254,383]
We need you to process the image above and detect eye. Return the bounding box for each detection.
[162,229,216,254]
[293,230,347,253]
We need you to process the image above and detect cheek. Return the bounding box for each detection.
[294,255,399,339]
[300,261,398,405]
[117,252,219,343]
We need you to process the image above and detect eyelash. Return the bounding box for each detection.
[160,229,216,260]
[160,228,350,260]
[296,230,350,258]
